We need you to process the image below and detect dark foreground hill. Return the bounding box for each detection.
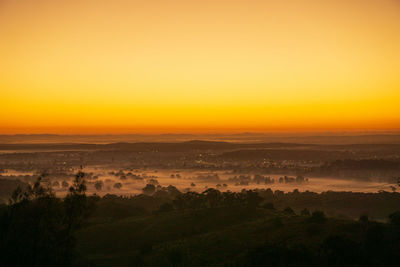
[75,188,400,266]
[2,174,400,267]
[78,200,400,267]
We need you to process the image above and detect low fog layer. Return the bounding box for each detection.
[7,168,393,198]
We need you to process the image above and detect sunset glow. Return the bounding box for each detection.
[1,0,400,134]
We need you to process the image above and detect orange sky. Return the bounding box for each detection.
[1,0,399,134]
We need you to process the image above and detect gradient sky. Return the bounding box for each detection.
[1,0,399,134]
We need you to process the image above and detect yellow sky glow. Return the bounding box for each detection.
[1,0,399,134]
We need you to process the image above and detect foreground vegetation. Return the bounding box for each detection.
[1,173,400,266]
[0,172,95,266]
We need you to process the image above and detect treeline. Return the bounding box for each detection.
[95,183,400,221]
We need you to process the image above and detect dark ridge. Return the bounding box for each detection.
[218,149,352,161]
[1,140,400,154]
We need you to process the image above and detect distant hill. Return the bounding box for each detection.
[0,132,400,144]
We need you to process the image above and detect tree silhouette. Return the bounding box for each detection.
[142,184,156,195]
[94,180,103,191]
[113,182,123,189]
[0,172,95,267]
